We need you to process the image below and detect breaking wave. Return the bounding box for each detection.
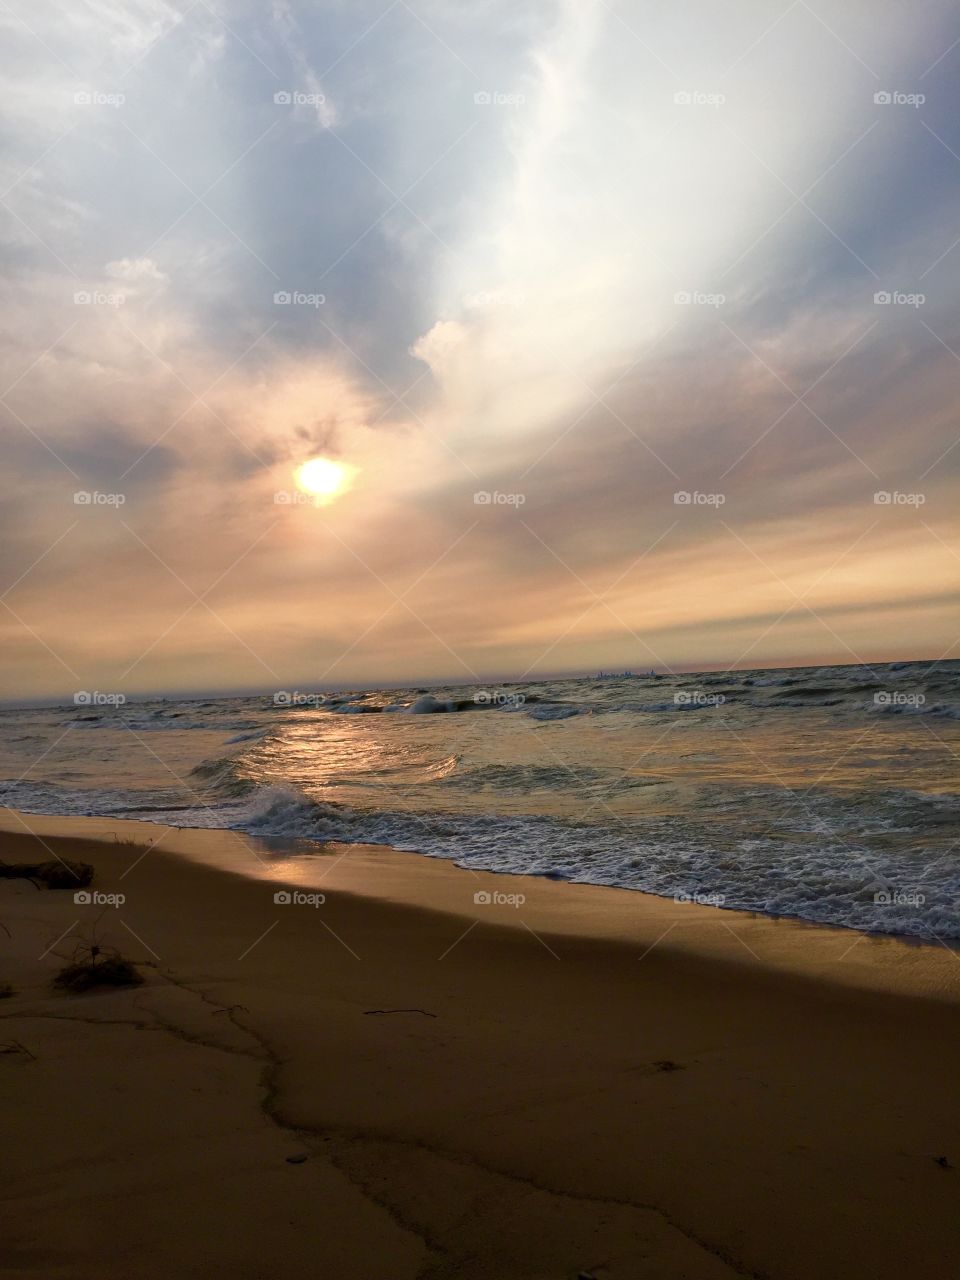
[2,658,958,939]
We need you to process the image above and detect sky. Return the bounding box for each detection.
[1,0,959,699]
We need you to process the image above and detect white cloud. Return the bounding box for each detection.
[409,320,469,377]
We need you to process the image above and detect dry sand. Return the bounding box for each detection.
[1,807,959,1279]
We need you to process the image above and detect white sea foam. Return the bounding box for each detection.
[1,660,958,939]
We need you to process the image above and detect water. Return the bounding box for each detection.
[1,660,958,938]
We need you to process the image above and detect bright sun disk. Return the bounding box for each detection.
[294,457,355,503]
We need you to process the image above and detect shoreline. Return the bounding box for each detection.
[3,808,960,1277]
[1,805,957,1000]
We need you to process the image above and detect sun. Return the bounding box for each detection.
[294,457,356,504]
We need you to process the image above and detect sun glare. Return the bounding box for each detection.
[294,457,355,503]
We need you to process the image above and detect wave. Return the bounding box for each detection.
[216,783,960,940]
[2,659,959,942]
[68,716,263,733]
[437,762,663,794]
[3,765,959,938]
[47,660,958,732]
[187,755,257,799]
[868,701,960,719]
[326,692,577,719]
[526,704,581,720]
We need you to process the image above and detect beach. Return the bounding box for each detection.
[6,0,960,1273]
[2,808,959,1279]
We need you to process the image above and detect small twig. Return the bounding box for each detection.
[0,1039,36,1060]
[363,1008,438,1017]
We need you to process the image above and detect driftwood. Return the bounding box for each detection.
[0,859,94,890]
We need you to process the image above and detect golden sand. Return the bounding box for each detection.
[2,809,959,1279]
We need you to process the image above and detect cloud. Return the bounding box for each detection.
[1,0,959,696]
[409,320,469,377]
